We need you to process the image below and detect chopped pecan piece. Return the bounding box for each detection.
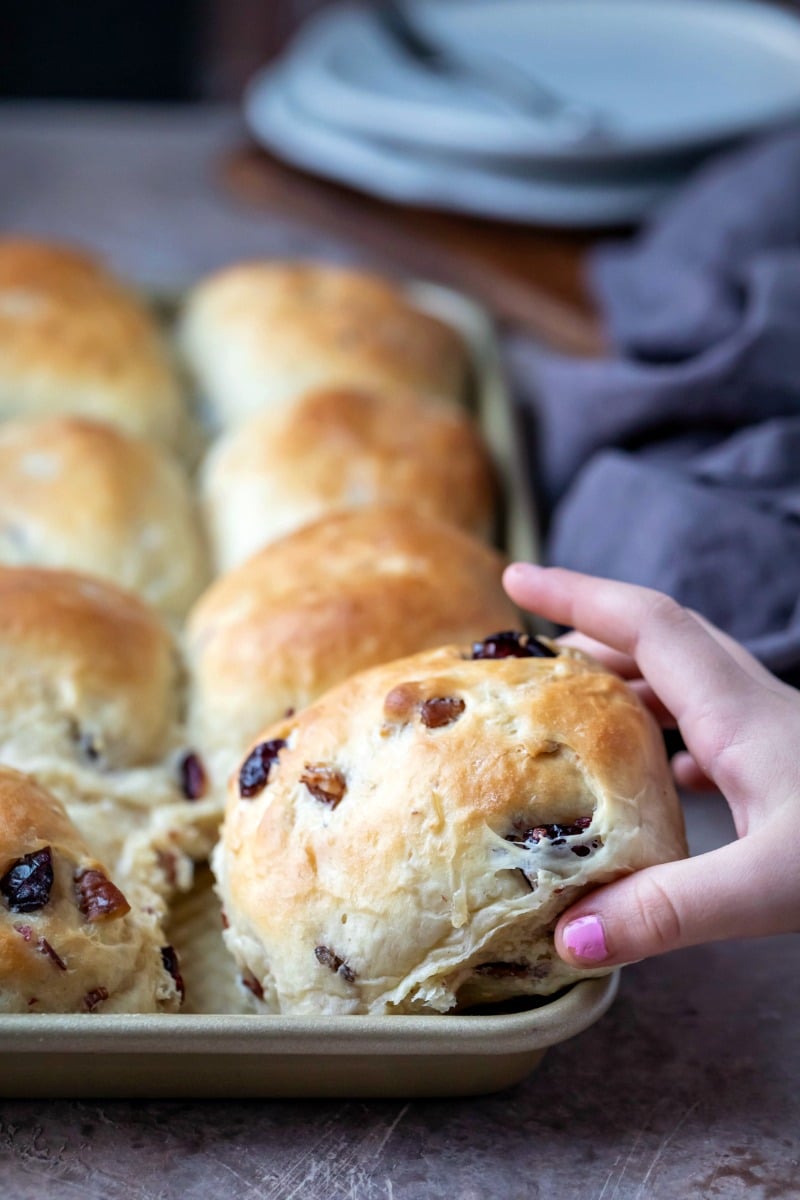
[301,764,347,809]
[0,847,54,913]
[75,869,131,923]
[420,696,465,729]
[83,986,109,1012]
[474,961,530,978]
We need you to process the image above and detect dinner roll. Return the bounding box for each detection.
[201,385,496,571]
[214,636,687,1014]
[0,566,180,768]
[179,260,469,427]
[0,566,209,888]
[0,417,208,619]
[186,506,518,783]
[0,767,182,1013]
[0,238,187,448]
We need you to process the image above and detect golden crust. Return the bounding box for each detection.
[0,417,208,618]
[0,566,180,767]
[0,767,180,1013]
[187,506,517,774]
[179,260,469,425]
[201,385,497,570]
[0,239,187,447]
[215,643,688,1014]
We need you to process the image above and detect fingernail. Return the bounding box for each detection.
[562,915,608,962]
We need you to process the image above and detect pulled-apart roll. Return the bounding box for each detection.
[214,635,687,1014]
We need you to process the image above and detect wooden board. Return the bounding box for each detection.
[222,145,608,355]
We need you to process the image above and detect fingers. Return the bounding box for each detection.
[504,563,767,749]
[554,833,799,967]
[671,751,717,792]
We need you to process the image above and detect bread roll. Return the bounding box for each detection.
[0,417,208,619]
[201,385,496,571]
[186,506,518,783]
[0,238,187,449]
[214,637,687,1014]
[179,261,469,427]
[0,767,182,1013]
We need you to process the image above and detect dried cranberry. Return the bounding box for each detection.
[161,944,185,1003]
[314,944,356,983]
[509,817,592,846]
[301,764,347,809]
[38,937,67,971]
[179,751,207,801]
[471,631,558,660]
[13,924,33,942]
[0,847,54,913]
[75,869,131,922]
[420,696,465,729]
[241,972,264,1000]
[83,987,109,1012]
[239,739,287,798]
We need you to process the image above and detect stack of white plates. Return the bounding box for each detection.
[245,0,800,227]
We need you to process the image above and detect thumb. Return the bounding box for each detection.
[554,835,798,967]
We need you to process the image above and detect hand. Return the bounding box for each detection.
[503,563,800,967]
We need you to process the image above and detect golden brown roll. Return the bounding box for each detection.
[0,417,209,619]
[0,238,187,448]
[179,260,469,427]
[200,385,497,571]
[214,637,687,1014]
[0,767,182,1013]
[186,506,518,784]
[0,565,180,768]
[0,566,217,893]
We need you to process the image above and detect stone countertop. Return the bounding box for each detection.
[0,104,797,1200]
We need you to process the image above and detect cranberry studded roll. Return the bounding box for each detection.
[200,385,497,572]
[0,768,182,1013]
[0,566,216,900]
[214,635,687,1014]
[179,260,469,427]
[186,506,518,791]
[0,239,188,450]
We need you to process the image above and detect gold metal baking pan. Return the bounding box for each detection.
[0,277,607,1099]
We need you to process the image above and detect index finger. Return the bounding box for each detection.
[504,564,764,735]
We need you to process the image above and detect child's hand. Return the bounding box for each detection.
[503,563,800,968]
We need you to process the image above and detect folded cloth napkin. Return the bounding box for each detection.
[510,126,800,685]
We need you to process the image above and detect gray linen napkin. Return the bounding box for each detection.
[510,127,800,684]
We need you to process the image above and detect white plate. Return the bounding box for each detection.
[278,0,800,163]
[245,66,680,226]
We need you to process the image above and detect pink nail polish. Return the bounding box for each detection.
[563,915,608,962]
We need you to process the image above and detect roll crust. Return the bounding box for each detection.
[215,642,688,1014]
[200,385,496,571]
[0,767,181,1013]
[179,260,469,426]
[0,417,208,618]
[187,506,518,778]
[0,238,187,448]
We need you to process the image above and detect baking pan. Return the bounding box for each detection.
[0,277,610,1099]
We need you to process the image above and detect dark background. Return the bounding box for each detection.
[0,0,332,102]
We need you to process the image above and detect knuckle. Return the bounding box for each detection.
[629,874,684,953]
